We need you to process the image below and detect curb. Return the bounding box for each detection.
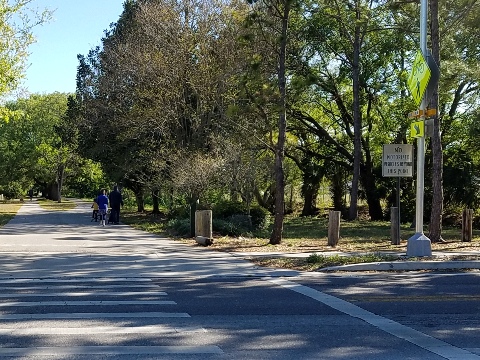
[320,260,480,272]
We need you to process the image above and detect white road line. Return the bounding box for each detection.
[0,291,167,297]
[0,346,223,356]
[0,285,161,291]
[0,278,152,284]
[0,325,206,335]
[0,300,176,306]
[0,312,190,320]
[269,278,480,360]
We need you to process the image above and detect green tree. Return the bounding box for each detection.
[241,0,301,244]
[425,0,480,237]
[287,0,414,221]
[4,93,71,201]
[0,108,35,192]
[0,0,51,98]
[76,0,250,226]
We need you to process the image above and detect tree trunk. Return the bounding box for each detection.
[124,180,145,212]
[301,177,320,216]
[189,197,198,238]
[57,164,65,203]
[253,184,275,213]
[360,164,383,220]
[363,181,383,221]
[152,189,160,214]
[35,179,47,199]
[49,183,59,201]
[135,192,145,212]
[349,11,362,221]
[330,167,347,218]
[428,0,444,242]
[269,2,290,245]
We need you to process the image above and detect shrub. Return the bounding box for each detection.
[306,253,325,264]
[212,201,269,231]
[442,203,465,228]
[166,201,270,236]
[166,218,191,236]
[213,201,247,219]
[212,218,244,237]
[168,205,190,219]
[0,182,24,200]
[249,206,270,230]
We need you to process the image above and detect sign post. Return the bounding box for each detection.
[407,0,432,257]
[383,144,414,243]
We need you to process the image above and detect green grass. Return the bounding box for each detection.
[121,211,167,234]
[0,201,23,227]
[279,216,397,240]
[282,215,480,243]
[121,208,480,256]
[37,199,76,211]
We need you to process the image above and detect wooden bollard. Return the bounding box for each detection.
[391,207,400,245]
[328,210,341,247]
[195,210,213,246]
[462,209,473,242]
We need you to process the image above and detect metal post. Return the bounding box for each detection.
[396,177,401,242]
[407,0,432,256]
[391,207,400,245]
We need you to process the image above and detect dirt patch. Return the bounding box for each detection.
[176,236,480,272]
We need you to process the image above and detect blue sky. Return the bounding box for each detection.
[21,0,125,95]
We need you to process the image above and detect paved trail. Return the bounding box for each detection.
[0,200,298,279]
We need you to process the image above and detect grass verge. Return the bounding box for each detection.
[0,201,23,227]
[121,210,480,271]
[37,199,76,211]
[121,212,166,233]
[251,253,401,271]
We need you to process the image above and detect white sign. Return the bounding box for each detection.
[382,144,414,177]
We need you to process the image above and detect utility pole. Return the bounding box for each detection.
[407,0,432,256]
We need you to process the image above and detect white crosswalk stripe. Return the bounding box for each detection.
[0,277,223,358]
[0,325,207,335]
[0,300,177,306]
[0,346,224,356]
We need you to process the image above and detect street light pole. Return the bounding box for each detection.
[407,0,432,256]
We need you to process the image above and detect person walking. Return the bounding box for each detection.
[91,197,99,222]
[96,189,109,226]
[109,185,123,225]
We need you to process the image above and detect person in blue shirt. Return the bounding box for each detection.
[96,189,109,226]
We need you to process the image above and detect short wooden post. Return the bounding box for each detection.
[328,210,341,247]
[195,210,213,246]
[462,209,473,242]
[391,207,400,245]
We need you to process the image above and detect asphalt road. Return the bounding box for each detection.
[0,200,479,359]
